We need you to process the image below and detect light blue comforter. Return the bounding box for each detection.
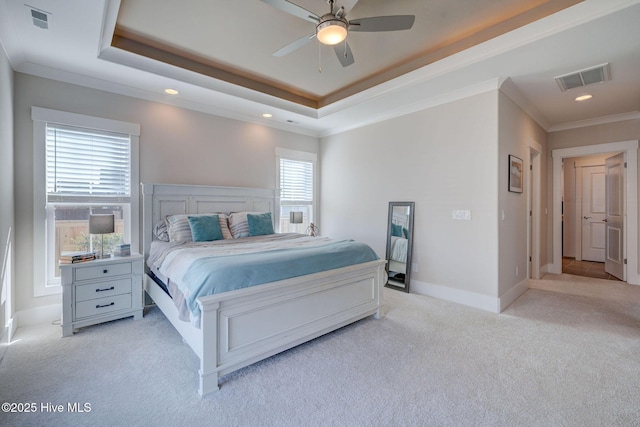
[154,234,378,321]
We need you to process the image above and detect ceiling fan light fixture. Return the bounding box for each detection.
[316,19,347,45]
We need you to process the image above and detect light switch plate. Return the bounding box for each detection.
[452,210,471,220]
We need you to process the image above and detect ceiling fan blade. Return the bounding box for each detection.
[334,42,355,67]
[260,0,320,23]
[349,15,415,32]
[273,33,316,57]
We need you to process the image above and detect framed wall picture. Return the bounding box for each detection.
[508,155,523,193]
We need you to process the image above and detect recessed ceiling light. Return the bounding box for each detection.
[575,94,593,101]
[164,88,179,95]
[262,113,273,118]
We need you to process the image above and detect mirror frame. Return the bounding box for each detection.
[385,201,415,293]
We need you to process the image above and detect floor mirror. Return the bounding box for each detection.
[385,201,414,292]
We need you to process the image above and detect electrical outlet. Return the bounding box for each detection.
[412,263,418,273]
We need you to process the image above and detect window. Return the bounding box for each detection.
[32,108,140,296]
[276,148,317,234]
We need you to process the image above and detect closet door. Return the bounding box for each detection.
[581,165,605,262]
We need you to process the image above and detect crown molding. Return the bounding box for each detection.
[548,111,640,132]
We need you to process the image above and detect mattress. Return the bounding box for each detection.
[147,233,379,325]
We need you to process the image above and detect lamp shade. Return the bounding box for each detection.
[89,214,115,234]
[290,211,303,224]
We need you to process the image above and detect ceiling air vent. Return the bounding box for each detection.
[25,5,51,30]
[554,63,610,91]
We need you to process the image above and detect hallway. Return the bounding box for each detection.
[530,271,640,305]
[562,257,621,281]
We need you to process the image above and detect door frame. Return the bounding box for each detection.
[528,140,542,279]
[551,140,639,285]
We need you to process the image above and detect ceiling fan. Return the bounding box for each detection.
[261,0,415,67]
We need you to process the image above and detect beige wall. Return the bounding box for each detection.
[548,120,640,150]
[321,91,500,298]
[13,73,319,315]
[0,42,14,339]
[14,70,634,319]
[498,91,548,296]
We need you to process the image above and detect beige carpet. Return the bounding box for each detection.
[1,280,639,426]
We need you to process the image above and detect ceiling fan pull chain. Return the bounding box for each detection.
[318,41,322,73]
[343,39,348,58]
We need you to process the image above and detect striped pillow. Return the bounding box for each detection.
[228,212,268,238]
[166,213,232,242]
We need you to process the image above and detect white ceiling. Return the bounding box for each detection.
[1,0,639,137]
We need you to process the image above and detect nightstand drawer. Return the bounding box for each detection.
[75,293,132,319]
[75,278,132,303]
[75,262,132,281]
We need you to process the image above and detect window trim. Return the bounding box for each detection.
[32,107,140,297]
[275,148,318,233]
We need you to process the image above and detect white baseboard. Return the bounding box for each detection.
[16,303,61,329]
[410,280,501,313]
[499,278,529,312]
[540,263,550,276]
[410,279,530,313]
[1,317,17,344]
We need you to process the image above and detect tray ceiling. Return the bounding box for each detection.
[112,0,582,109]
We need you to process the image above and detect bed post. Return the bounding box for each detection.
[141,183,154,261]
[374,262,385,319]
[198,300,220,396]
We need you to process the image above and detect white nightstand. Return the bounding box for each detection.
[60,254,144,337]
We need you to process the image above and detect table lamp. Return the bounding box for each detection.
[89,214,114,259]
[289,211,303,224]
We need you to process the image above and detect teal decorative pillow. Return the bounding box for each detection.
[391,223,403,237]
[247,212,274,236]
[188,215,223,242]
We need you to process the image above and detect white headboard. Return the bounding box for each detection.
[141,183,278,260]
[392,210,409,228]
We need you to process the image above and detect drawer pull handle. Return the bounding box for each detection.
[96,302,115,309]
[96,286,115,292]
[103,269,108,274]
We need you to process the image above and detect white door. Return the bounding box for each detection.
[581,166,606,262]
[605,153,625,280]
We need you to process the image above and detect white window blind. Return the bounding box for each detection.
[46,124,131,203]
[280,158,313,202]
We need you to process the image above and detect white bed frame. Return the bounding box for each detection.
[141,183,386,396]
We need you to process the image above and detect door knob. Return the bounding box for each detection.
[602,219,608,222]
[583,216,592,219]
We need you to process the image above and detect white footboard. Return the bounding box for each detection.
[141,183,386,396]
[145,259,385,396]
